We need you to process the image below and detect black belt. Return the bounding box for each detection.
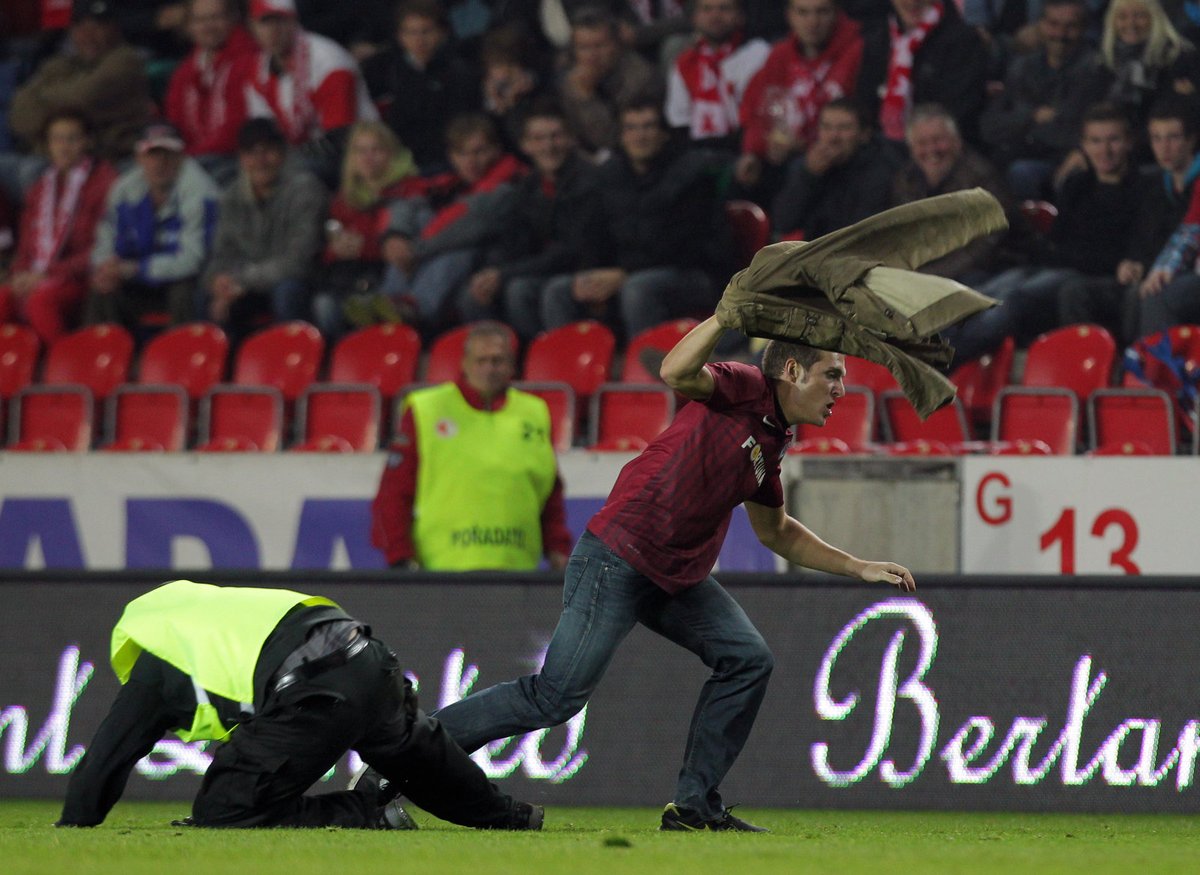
[271,629,370,693]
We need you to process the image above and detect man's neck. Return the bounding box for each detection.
[1096,165,1127,184]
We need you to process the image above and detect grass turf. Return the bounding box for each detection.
[2,802,1197,875]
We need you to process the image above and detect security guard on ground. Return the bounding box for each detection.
[57,580,543,830]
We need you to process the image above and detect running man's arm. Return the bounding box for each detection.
[658,315,727,400]
[744,501,916,591]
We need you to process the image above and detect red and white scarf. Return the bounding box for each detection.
[30,159,91,274]
[678,36,739,137]
[880,1,943,141]
[182,49,233,141]
[258,32,317,142]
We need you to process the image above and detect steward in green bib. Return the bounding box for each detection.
[371,322,572,571]
[57,581,544,831]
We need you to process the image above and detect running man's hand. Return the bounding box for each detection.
[858,561,916,592]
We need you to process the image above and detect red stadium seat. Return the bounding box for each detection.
[524,321,615,403]
[588,384,675,449]
[1089,440,1156,456]
[1087,388,1175,456]
[794,385,874,452]
[0,324,39,440]
[992,387,1078,455]
[8,386,93,450]
[330,324,421,398]
[293,384,381,452]
[1022,324,1115,399]
[197,386,284,452]
[989,438,1053,456]
[950,335,1013,432]
[790,436,852,454]
[844,356,898,397]
[881,390,971,448]
[424,322,517,384]
[138,322,229,399]
[514,380,576,451]
[726,199,770,267]
[589,435,649,452]
[103,385,189,451]
[883,439,954,456]
[622,319,697,383]
[232,321,324,402]
[43,323,134,400]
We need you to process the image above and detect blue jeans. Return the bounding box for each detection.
[432,530,774,818]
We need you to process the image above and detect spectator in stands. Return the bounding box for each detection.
[1097,0,1200,151]
[243,0,378,183]
[1060,95,1200,342]
[164,0,257,184]
[294,0,394,59]
[311,120,421,341]
[891,104,1033,287]
[733,0,863,198]
[857,0,989,147]
[771,97,900,241]
[371,320,571,571]
[107,1,191,61]
[947,103,1143,363]
[362,0,480,173]
[461,101,603,341]
[7,0,150,171]
[620,0,694,64]
[0,191,13,275]
[665,0,770,153]
[201,118,327,338]
[86,122,218,329]
[365,113,525,337]
[0,109,117,344]
[979,0,1109,200]
[556,6,660,160]
[541,97,735,340]
[479,24,552,153]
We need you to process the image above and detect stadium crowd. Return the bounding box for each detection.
[2,0,1200,389]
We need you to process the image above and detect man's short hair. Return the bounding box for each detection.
[1041,0,1088,17]
[761,340,824,378]
[464,321,516,357]
[570,5,619,35]
[618,92,667,126]
[518,97,569,138]
[444,113,501,152]
[905,103,959,142]
[1080,101,1131,134]
[237,117,287,151]
[821,96,872,131]
[40,106,95,143]
[1148,94,1200,139]
[395,0,447,29]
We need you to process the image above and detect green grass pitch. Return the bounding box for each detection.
[2,801,1198,875]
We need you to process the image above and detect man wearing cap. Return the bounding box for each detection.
[243,0,378,181]
[58,580,544,832]
[9,1,151,164]
[201,118,327,336]
[86,121,219,328]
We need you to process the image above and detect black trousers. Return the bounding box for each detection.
[191,638,516,828]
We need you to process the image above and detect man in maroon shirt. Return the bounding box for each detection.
[432,314,916,832]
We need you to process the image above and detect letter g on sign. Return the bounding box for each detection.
[976,472,1012,526]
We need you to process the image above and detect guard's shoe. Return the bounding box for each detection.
[508,801,545,831]
[659,803,769,832]
[378,798,419,830]
[348,764,401,805]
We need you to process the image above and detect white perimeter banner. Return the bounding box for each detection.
[961,457,1200,575]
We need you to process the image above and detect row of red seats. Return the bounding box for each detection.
[0,317,698,452]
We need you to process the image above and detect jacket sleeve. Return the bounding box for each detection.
[140,169,218,284]
[50,165,118,283]
[58,655,181,827]
[90,184,121,268]
[411,186,519,262]
[238,176,329,290]
[370,407,419,566]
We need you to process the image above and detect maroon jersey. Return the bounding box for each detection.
[588,362,791,593]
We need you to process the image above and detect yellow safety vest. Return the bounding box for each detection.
[111,580,337,741]
[408,384,557,570]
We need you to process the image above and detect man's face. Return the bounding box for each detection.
[815,106,868,164]
[448,132,501,185]
[70,18,121,63]
[188,0,235,51]
[909,117,962,187]
[252,14,297,57]
[1081,119,1132,177]
[520,117,574,177]
[1038,2,1086,59]
[398,13,444,66]
[348,130,393,181]
[891,0,934,29]
[462,334,515,398]
[1149,118,1196,174]
[779,351,846,426]
[572,24,619,75]
[136,148,186,192]
[694,0,743,43]
[239,142,286,192]
[787,0,837,51]
[46,118,91,171]
[620,107,668,165]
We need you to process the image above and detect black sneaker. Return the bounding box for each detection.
[508,801,545,831]
[378,798,419,830]
[351,765,418,831]
[659,803,769,832]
